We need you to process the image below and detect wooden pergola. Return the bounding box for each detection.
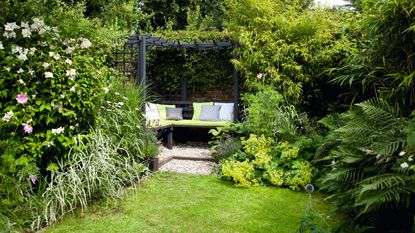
[125,34,240,120]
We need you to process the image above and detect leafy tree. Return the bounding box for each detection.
[224,0,355,110]
[138,0,227,32]
[333,0,415,111]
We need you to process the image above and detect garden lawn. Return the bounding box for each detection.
[44,172,338,233]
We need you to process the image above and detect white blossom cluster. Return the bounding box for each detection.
[51,127,65,135]
[2,111,14,122]
[1,18,96,138]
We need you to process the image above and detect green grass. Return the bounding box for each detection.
[44,172,339,233]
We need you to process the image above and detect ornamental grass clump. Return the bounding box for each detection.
[98,77,159,161]
[41,129,148,227]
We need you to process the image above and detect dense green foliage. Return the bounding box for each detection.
[315,0,415,231]
[147,48,234,97]
[205,0,415,231]
[240,84,299,139]
[333,0,415,109]
[211,87,320,191]
[99,80,158,160]
[0,1,157,232]
[0,18,103,170]
[0,74,156,232]
[225,0,355,109]
[138,0,227,31]
[220,134,313,190]
[2,0,415,232]
[137,0,235,99]
[317,99,415,232]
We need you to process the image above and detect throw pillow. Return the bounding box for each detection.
[166,107,183,120]
[145,103,159,120]
[214,102,235,122]
[156,104,175,121]
[192,102,213,120]
[199,105,222,121]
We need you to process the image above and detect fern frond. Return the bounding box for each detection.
[355,186,412,214]
[357,173,406,194]
[318,113,344,130]
[356,98,400,122]
[370,139,406,157]
[321,167,365,184]
[318,98,414,218]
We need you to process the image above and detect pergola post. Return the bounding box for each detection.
[138,36,146,87]
[180,60,187,101]
[180,75,187,101]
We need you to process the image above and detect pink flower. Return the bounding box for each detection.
[22,123,33,134]
[16,93,28,104]
[29,174,37,184]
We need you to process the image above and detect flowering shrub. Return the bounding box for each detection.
[220,134,313,190]
[0,18,104,171]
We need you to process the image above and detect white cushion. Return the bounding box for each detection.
[200,105,221,121]
[145,103,159,120]
[214,102,234,122]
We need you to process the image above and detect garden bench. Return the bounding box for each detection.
[145,100,234,149]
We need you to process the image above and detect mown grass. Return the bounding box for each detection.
[44,172,340,233]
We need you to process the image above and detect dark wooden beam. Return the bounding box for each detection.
[180,73,187,101]
[126,34,233,49]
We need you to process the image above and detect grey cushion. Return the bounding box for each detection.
[166,107,183,120]
[199,105,221,121]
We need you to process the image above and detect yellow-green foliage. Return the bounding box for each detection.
[221,160,258,188]
[266,168,284,186]
[277,141,300,159]
[242,134,273,167]
[285,161,313,191]
[220,134,313,191]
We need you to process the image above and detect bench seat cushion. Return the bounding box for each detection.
[158,119,231,127]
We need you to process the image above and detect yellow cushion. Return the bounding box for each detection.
[192,102,213,120]
[156,104,175,121]
[172,120,231,127]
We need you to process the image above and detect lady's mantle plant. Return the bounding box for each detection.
[221,134,313,190]
[0,18,104,173]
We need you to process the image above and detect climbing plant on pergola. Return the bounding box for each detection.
[124,34,240,119]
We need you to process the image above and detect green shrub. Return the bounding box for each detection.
[220,134,313,191]
[211,137,242,161]
[0,0,133,58]
[225,0,354,105]
[221,160,258,188]
[318,99,415,232]
[241,84,299,140]
[0,18,104,168]
[0,18,105,231]
[332,0,415,110]
[0,78,156,231]
[0,3,155,232]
